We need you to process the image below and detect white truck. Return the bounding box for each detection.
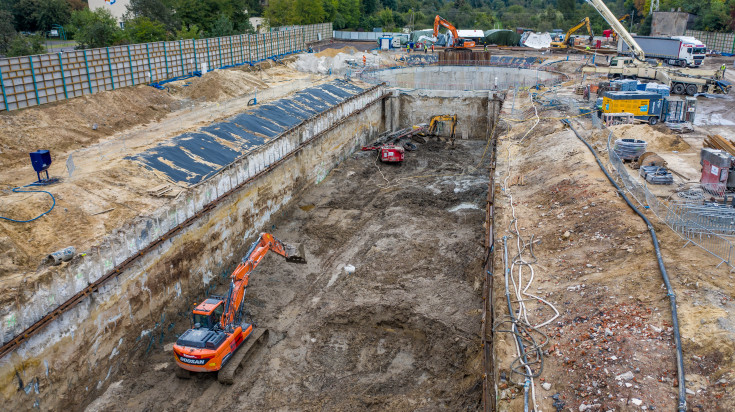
[618,35,706,67]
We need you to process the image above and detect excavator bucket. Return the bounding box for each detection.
[284,242,307,264]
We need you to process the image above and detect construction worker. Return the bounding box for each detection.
[362,55,366,65]
[484,44,487,52]
[424,43,427,53]
[431,44,434,52]
[407,43,410,53]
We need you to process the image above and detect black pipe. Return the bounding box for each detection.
[563,119,687,411]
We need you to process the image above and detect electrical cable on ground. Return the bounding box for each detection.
[563,119,687,412]
[493,89,560,412]
[0,183,56,223]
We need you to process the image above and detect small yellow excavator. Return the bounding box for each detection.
[551,17,594,49]
[428,114,458,141]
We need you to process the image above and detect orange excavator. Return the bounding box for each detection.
[173,232,306,384]
[434,15,475,50]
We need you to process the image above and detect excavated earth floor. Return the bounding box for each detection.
[83,139,489,411]
[493,90,735,410]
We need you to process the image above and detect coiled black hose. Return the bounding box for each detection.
[563,119,687,411]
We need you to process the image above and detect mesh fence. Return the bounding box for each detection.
[606,129,734,266]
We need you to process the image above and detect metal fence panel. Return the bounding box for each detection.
[0,23,330,112]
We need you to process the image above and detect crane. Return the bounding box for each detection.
[551,17,594,49]
[173,232,306,384]
[433,15,475,50]
[584,0,646,63]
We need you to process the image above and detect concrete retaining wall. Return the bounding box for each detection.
[366,66,564,91]
[386,90,504,139]
[0,85,386,410]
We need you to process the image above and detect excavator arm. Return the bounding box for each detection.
[220,233,305,330]
[433,15,475,49]
[434,15,459,41]
[554,17,594,47]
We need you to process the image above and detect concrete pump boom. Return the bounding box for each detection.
[585,0,646,62]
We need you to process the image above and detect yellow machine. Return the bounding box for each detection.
[551,17,594,49]
[428,115,458,140]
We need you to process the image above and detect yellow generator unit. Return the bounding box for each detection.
[601,91,664,125]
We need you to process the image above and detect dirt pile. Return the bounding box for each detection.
[0,86,178,170]
[168,69,269,102]
[315,46,358,58]
[610,123,691,152]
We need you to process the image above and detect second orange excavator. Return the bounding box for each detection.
[173,232,306,384]
[434,15,475,50]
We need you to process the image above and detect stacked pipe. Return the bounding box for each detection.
[613,138,647,160]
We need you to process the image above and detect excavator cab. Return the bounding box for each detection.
[192,298,225,329]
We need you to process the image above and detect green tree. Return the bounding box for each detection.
[338,0,360,28]
[6,33,45,56]
[264,0,294,26]
[14,0,71,32]
[291,0,326,24]
[0,9,16,54]
[174,23,202,39]
[126,0,178,31]
[378,8,395,30]
[207,13,235,37]
[124,16,167,43]
[70,8,122,48]
[557,0,576,20]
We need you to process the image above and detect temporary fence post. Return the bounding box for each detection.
[163,42,169,78]
[178,40,185,74]
[192,39,198,71]
[206,38,212,70]
[217,37,223,67]
[0,65,9,111]
[229,37,234,65]
[239,34,245,64]
[83,50,93,93]
[58,52,69,99]
[127,45,135,86]
[247,34,252,64]
[106,47,115,90]
[145,43,153,82]
[288,30,292,54]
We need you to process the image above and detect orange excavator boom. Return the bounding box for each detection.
[173,232,305,381]
[221,233,305,329]
[433,15,475,49]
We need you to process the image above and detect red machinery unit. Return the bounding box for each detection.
[379,145,404,163]
[700,148,732,192]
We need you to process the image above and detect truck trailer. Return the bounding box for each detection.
[618,35,706,67]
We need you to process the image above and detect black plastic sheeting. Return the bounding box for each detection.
[127,79,365,185]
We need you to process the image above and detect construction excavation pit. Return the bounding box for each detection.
[2,42,735,412]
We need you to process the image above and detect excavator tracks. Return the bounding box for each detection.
[217,328,269,385]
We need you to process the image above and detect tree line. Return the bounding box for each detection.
[0,0,262,56]
[265,0,734,36]
[0,0,732,57]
